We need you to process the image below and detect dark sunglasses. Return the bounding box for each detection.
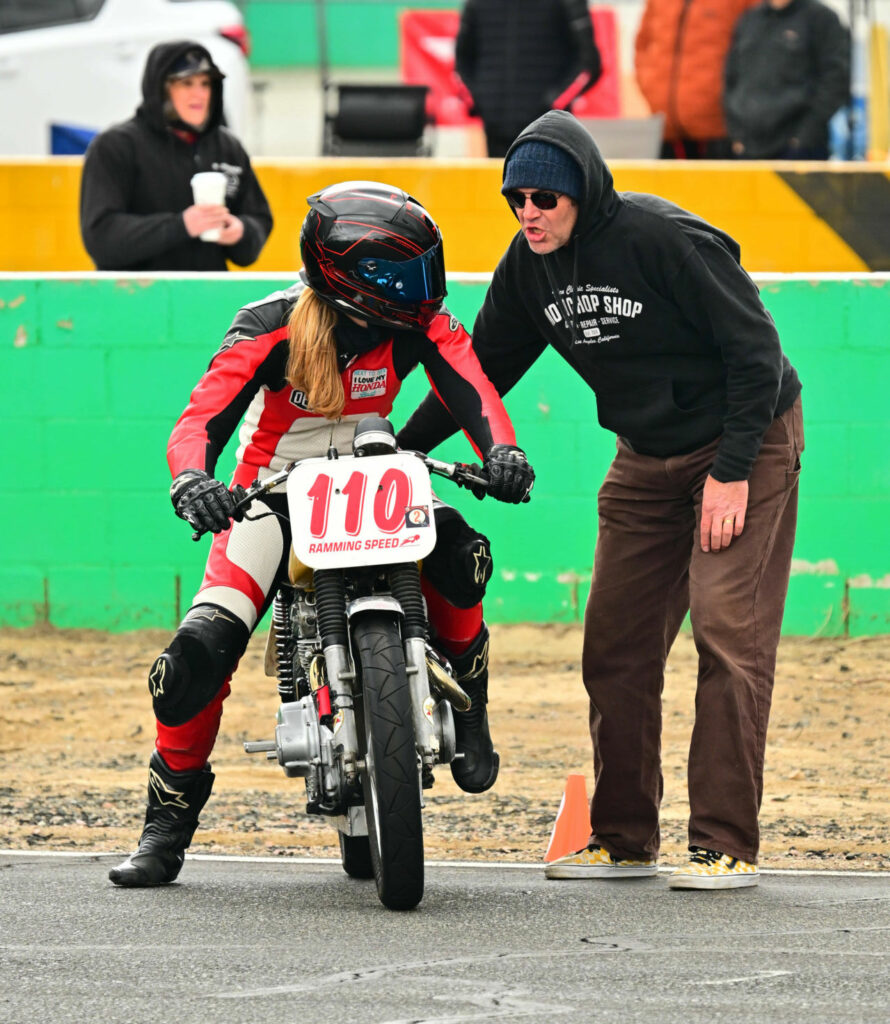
[503,189,562,211]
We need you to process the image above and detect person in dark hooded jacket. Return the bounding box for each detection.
[397,109,803,891]
[455,0,601,157]
[724,0,850,160]
[80,40,272,271]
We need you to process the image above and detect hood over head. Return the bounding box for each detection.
[502,110,618,237]
[137,40,224,134]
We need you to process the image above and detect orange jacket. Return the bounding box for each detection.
[634,0,760,141]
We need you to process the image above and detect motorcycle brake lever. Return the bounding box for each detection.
[452,462,489,489]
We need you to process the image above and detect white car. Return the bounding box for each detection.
[0,0,251,155]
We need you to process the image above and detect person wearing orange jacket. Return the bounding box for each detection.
[634,0,759,158]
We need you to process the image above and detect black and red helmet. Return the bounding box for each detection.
[299,180,447,329]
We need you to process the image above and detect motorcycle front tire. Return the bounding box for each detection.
[353,613,424,911]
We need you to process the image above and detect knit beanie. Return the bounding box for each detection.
[502,140,584,201]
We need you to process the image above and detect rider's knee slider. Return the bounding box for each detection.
[423,506,493,608]
[149,604,249,726]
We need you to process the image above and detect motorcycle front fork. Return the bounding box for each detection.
[320,620,455,793]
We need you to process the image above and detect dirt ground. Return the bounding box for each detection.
[1,624,888,872]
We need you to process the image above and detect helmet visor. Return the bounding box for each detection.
[355,246,446,305]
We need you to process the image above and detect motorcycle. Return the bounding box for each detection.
[230,415,489,911]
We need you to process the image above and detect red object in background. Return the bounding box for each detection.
[399,7,620,126]
[219,23,251,58]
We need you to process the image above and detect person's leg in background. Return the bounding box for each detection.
[583,443,694,860]
[675,399,803,888]
[547,441,693,880]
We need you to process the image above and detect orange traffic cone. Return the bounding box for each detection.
[544,773,590,862]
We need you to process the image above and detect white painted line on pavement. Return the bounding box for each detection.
[1,848,889,877]
[690,970,793,986]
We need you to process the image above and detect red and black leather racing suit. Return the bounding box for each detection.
[152,281,517,771]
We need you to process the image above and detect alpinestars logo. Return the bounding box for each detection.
[473,543,493,585]
[464,635,490,681]
[187,607,235,625]
[149,766,189,808]
[148,657,166,698]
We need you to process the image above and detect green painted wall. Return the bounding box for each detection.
[1,273,888,635]
[243,1,457,68]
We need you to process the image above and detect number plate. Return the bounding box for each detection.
[287,452,437,568]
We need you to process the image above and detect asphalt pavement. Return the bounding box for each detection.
[2,851,888,1024]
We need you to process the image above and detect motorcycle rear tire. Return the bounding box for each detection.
[353,613,424,911]
[339,832,374,879]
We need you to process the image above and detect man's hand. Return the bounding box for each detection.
[481,444,535,504]
[700,474,748,553]
[182,203,228,238]
[170,469,243,535]
[217,214,245,246]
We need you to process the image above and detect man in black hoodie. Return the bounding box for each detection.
[80,41,272,271]
[397,109,803,890]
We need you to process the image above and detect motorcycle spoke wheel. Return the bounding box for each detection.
[354,613,424,911]
[338,832,374,879]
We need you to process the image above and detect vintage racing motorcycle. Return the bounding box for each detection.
[232,415,489,911]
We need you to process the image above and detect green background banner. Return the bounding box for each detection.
[2,272,888,635]
[243,0,456,67]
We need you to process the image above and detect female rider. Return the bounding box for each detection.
[109,180,535,887]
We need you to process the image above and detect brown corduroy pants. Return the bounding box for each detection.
[582,397,804,864]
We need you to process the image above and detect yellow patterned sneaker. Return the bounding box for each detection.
[545,844,658,880]
[669,847,759,890]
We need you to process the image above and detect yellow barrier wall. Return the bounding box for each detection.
[5,157,889,274]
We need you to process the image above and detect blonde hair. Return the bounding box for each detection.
[286,287,344,419]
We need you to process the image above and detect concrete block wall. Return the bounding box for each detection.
[1,273,888,635]
[5,159,890,275]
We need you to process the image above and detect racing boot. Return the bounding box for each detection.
[108,750,214,887]
[449,624,499,793]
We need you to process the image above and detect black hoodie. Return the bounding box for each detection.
[398,110,800,482]
[80,40,272,271]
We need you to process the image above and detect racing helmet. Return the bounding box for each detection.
[299,180,447,329]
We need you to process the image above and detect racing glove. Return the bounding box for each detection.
[170,469,244,535]
[480,444,535,504]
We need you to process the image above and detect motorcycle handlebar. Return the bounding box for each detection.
[191,450,488,541]
[419,454,489,492]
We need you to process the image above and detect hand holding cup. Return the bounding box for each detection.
[189,171,228,241]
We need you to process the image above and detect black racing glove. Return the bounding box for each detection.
[481,444,535,504]
[170,469,244,535]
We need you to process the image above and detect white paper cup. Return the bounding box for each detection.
[190,171,227,241]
